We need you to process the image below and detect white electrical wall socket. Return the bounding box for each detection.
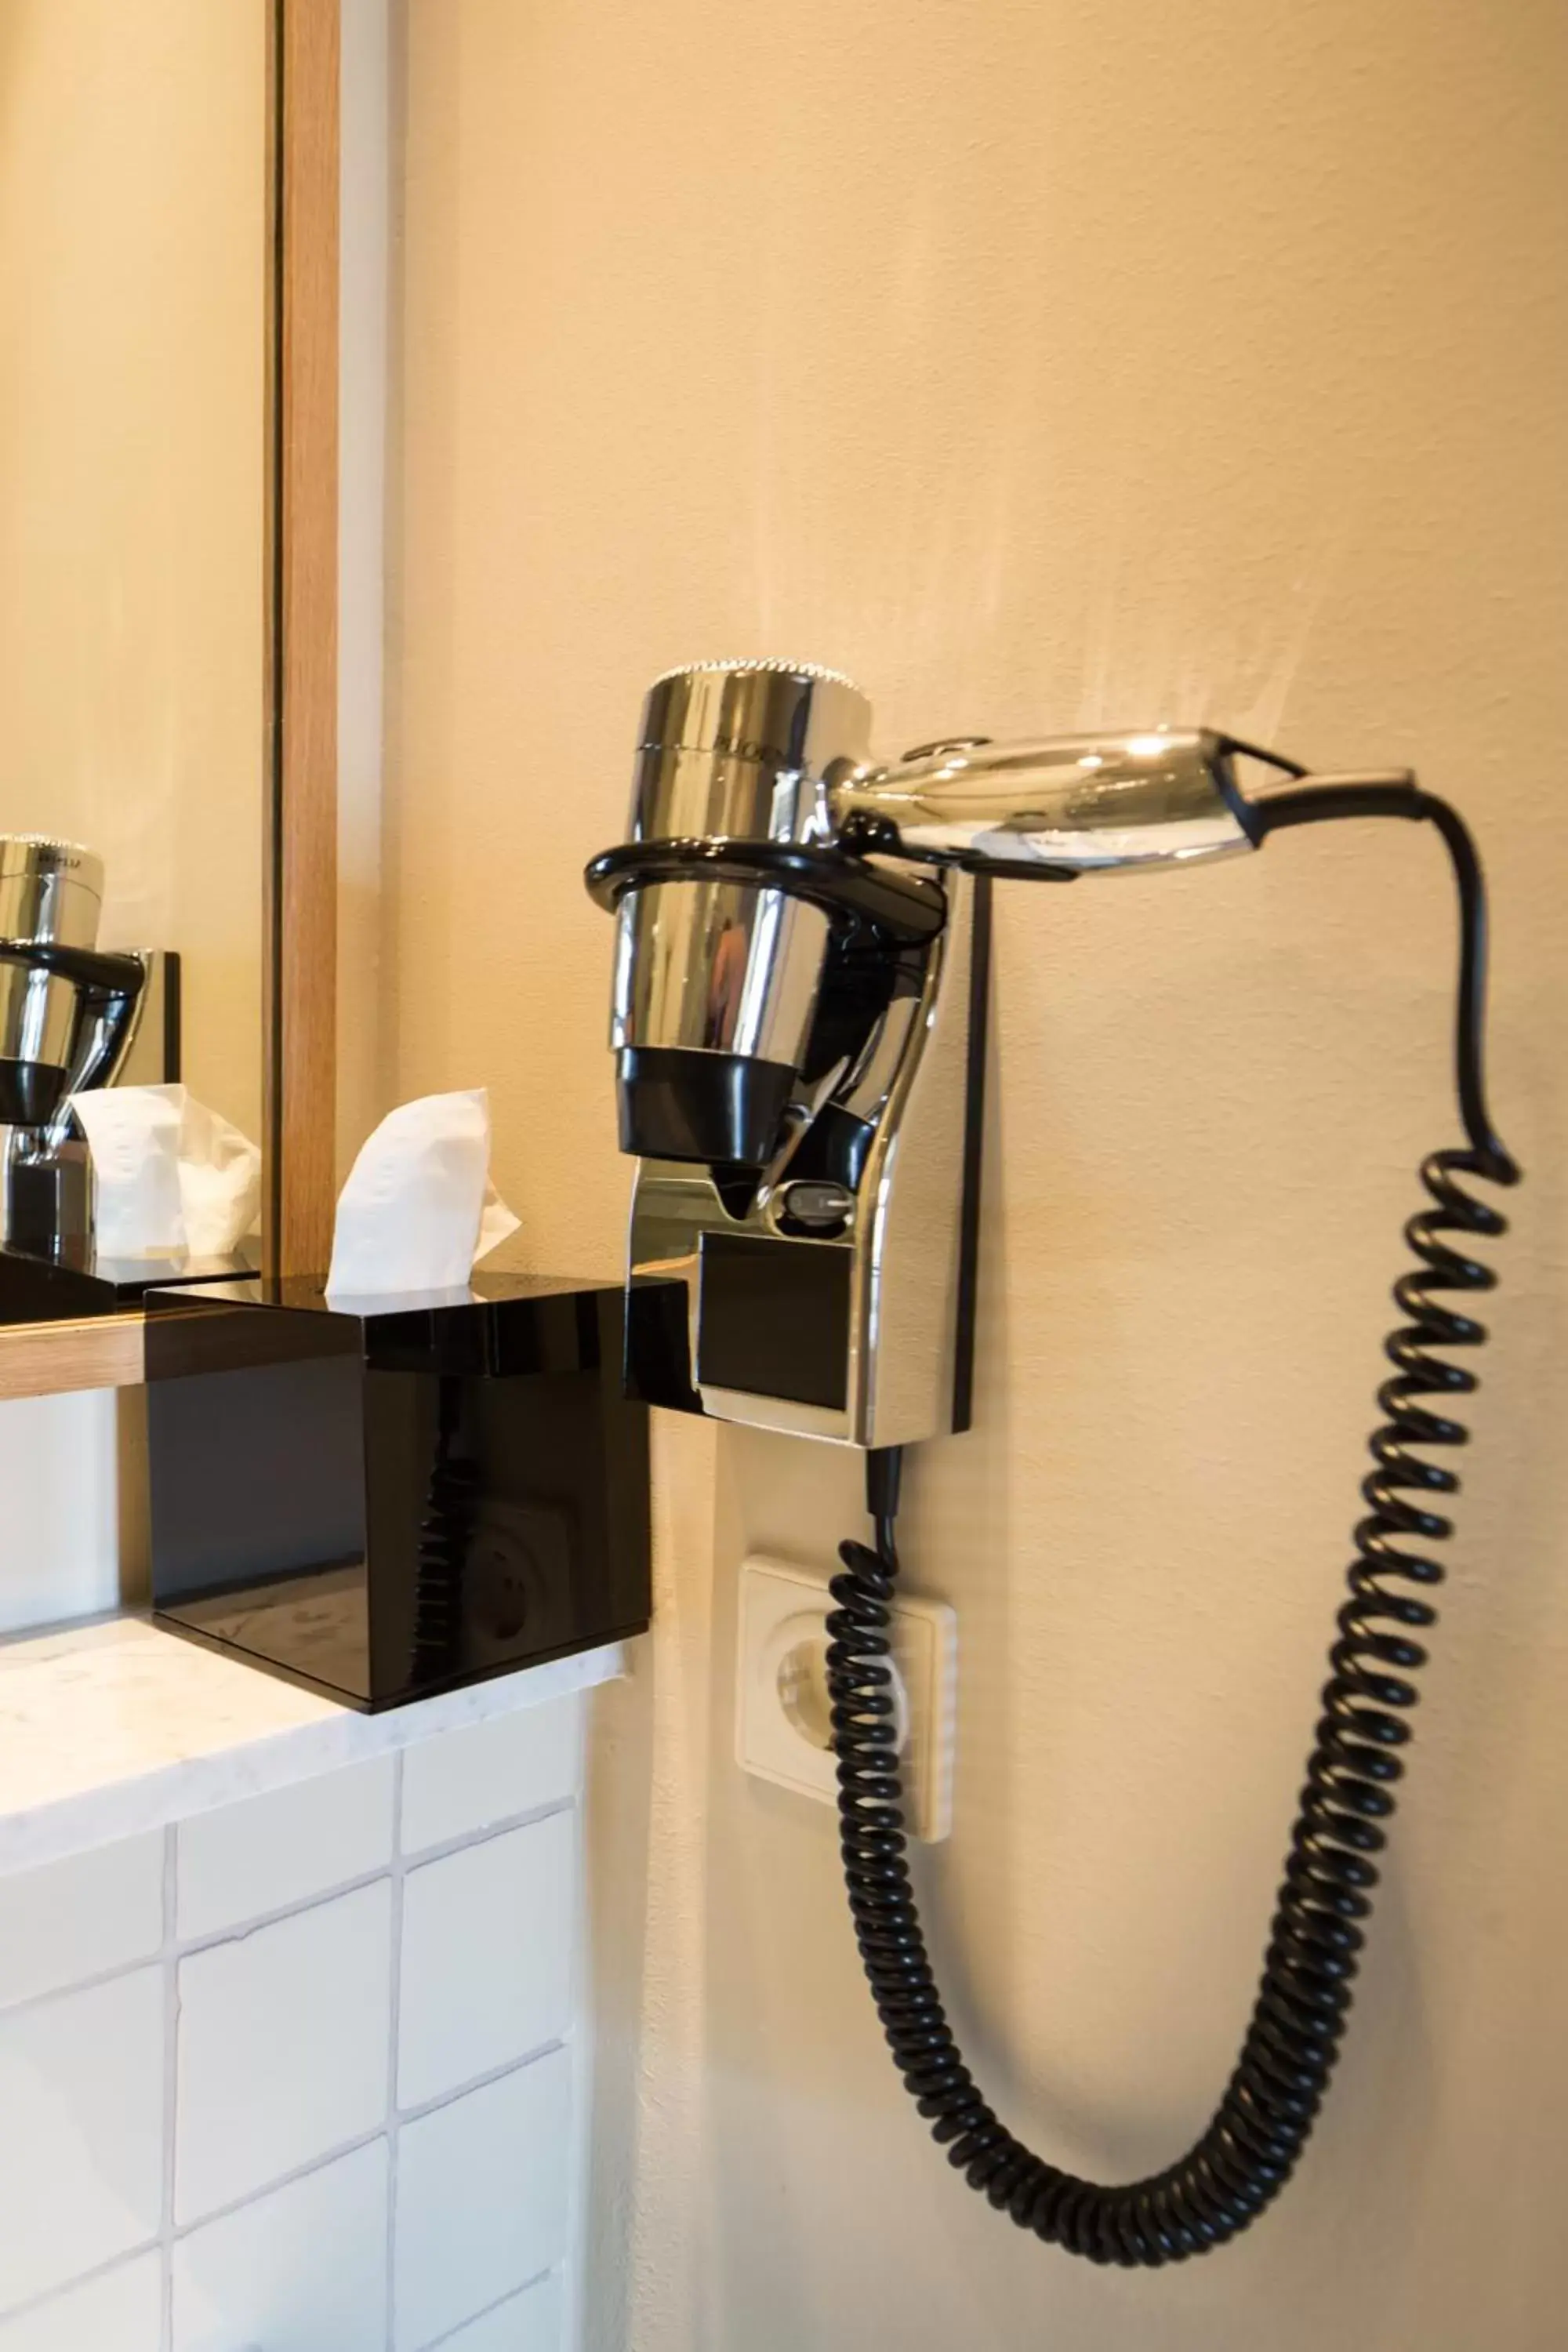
[736,1556,957,1842]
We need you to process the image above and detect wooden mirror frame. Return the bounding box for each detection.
[268,0,339,1278]
[0,0,339,1402]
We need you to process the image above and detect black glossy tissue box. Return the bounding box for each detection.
[0,1243,258,1326]
[143,1270,661,1711]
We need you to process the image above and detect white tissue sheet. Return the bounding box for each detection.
[69,1086,184,1256]
[326,1088,519,1299]
[71,1083,262,1260]
[477,1176,521,1263]
[173,1090,265,1257]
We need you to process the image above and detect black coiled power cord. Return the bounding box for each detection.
[825,787,1519,2266]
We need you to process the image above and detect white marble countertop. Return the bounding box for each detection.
[0,1614,626,1876]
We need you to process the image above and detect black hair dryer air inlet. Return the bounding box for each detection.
[584,657,1518,2267]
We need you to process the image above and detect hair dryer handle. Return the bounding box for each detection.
[43,949,149,1149]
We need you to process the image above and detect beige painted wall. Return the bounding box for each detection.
[0,0,267,1138]
[387,2,1568,2346]
[339,0,393,1177]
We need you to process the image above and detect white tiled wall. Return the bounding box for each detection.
[0,1393,120,1636]
[397,1813,575,2110]
[0,1693,586,2352]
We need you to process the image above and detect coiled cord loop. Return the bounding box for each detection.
[826,789,1517,2264]
[826,1146,1510,2263]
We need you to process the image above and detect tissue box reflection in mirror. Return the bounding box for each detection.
[143,1272,666,1709]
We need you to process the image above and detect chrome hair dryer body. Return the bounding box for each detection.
[0,836,146,1267]
[589,661,978,1446]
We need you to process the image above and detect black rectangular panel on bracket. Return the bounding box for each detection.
[696,1230,850,1410]
[623,1272,702,1414]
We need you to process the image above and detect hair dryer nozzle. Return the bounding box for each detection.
[832,730,1257,873]
[614,1047,797,1165]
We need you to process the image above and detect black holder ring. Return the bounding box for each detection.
[584,837,949,944]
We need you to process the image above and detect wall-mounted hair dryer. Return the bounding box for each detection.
[586,659,1517,2268]
[0,834,147,1271]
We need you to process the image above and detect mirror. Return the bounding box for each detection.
[0,2,287,1327]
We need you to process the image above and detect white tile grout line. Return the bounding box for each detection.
[0,2242,164,2336]
[177,1792,576,1961]
[147,2042,571,2258]
[416,2266,558,2352]
[385,1747,407,2352]
[0,1792,578,2033]
[166,2125,394,2248]
[562,1704,592,2352]
[0,2020,575,2335]
[393,2029,572,2135]
[160,1822,179,2352]
[0,1826,184,2343]
[132,2030,575,2262]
